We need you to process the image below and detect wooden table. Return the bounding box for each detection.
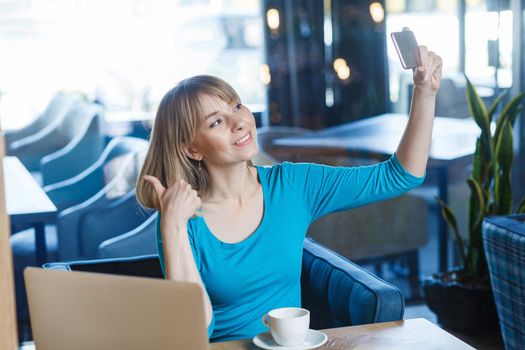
[210,318,475,350]
[4,156,57,265]
[270,113,479,272]
[17,319,478,349]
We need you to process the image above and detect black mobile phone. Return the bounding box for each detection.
[391,28,421,69]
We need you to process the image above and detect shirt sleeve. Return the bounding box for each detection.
[280,153,425,222]
[155,214,215,338]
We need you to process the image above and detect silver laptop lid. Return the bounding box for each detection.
[24,267,209,350]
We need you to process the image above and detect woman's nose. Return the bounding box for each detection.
[230,114,246,132]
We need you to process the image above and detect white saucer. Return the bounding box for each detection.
[252,329,328,350]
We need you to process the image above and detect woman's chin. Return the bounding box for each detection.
[238,146,259,160]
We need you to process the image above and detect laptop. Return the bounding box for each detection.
[24,267,210,350]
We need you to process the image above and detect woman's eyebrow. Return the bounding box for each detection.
[205,111,219,120]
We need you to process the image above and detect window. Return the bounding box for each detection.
[0,0,265,130]
[385,0,459,112]
[465,1,512,90]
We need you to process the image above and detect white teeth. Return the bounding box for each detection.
[235,134,250,145]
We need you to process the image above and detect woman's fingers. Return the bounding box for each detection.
[413,46,442,91]
[424,53,435,80]
[417,45,429,72]
[430,53,443,76]
[192,190,203,216]
[426,52,442,89]
[143,176,203,222]
[143,175,166,199]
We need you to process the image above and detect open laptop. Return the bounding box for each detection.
[24,267,210,350]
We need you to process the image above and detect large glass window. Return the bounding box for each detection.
[465,0,512,90]
[385,0,513,115]
[0,0,265,130]
[385,0,459,113]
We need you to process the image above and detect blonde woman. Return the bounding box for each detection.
[137,46,442,342]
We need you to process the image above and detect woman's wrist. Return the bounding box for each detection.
[162,217,189,239]
[413,85,438,97]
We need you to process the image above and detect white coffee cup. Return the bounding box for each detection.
[262,307,310,346]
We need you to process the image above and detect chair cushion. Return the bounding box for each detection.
[483,215,525,350]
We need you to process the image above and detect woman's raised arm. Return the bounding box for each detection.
[396,45,443,177]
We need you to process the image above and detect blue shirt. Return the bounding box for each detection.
[156,155,424,341]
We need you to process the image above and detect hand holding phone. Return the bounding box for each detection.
[391,28,421,70]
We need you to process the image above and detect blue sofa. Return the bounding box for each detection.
[44,237,405,330]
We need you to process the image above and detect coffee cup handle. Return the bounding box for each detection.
[262,314,270,328]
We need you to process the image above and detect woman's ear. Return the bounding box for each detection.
[183,145,203,161]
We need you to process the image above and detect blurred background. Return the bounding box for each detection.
[0,0,518,129]
[2,1,525,348]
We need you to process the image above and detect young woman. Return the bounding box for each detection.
[136,46,442,342]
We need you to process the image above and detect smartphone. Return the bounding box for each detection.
[391,28,421,69]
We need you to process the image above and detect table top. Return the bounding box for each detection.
[210,318,475,350]
[19,319,474,350]
[3,156,56,224]
[271,113,479,164]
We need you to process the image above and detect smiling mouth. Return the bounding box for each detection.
[234,133,252,146]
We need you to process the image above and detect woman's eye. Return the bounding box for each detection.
[234,103,242,112]
[210,118,223,128]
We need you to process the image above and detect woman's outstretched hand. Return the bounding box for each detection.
[143,176,202,228]
[413,46,442,93]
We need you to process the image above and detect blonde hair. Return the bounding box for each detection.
[136,75,241,209]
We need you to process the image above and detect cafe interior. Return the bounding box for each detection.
[1,0,525,349]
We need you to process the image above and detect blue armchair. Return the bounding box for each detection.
[44,136,148,212]
[39,103,105,186]
[44,237,404,330]
[5,92,81,149]
[43,137,149,260]
[11,137,148,325]
[97,213,157,259]
[77,190,154,258]
[482,215,525,350]
[8,100,104,174]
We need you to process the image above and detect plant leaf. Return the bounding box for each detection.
[465,76,490,134]
[487,91,507,123]
[499,91,525,126]
[467,178,486,233]
[471,138,483,182]
[494,91,525,143]
[494,119,514,215]
[436,196,468,268]
[508,106,522,128]
[494,106,522,156]
[471,136,492,186]
[495,120,514,174]
[517,198,525,214]
[466,177,486,278]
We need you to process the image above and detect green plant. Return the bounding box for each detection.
[438,77,525,279]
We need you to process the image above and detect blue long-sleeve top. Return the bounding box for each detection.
[156,155,424,342]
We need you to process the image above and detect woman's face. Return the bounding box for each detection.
[189,93,258,167]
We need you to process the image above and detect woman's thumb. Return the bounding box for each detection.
[143,175,165,198]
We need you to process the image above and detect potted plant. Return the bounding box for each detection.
[422,77,525,334]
